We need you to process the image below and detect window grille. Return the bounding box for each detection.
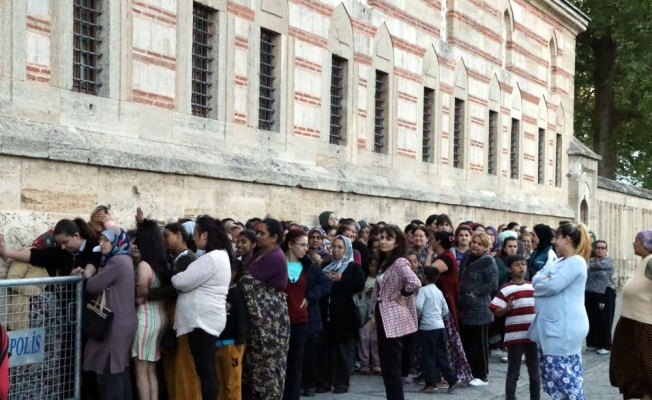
[538,128,545,184]
[374,71,388,153]
[555,134,562,187]
[330,56,345,145]
[488,111,498,175]
[423,88,435,162]
[453,98,465,168]
[73,0,102,95]
[191,4,214,118]
[259,29,277,131]
[510,118,520,179]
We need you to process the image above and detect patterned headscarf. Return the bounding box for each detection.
[323,235,354,274]
[101,227,130,260]
[486,226,499,250]
[636,230,652,253]
[309,227,329,254]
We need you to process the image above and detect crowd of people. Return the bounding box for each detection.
[0,206,651,400]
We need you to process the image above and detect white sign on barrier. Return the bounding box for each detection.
[7,328,45,367]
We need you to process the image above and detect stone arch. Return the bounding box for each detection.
[548,33,558,91]
[328,4,353,59]
[370,23,395,155]
[451,59,469,169]
[556,102,565,133]
[374,23,394,71]
[502,6,514,69]
[511,83,522,120]
[580,199,589,225]
[422,46,440,163]
[258,0,289,34]
[422,45,440,89]
[509,84,523,179]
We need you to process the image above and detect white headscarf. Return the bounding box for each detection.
[323,235,354,274]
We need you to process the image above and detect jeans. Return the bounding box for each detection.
[96,359,132,400]
[459,324,490,381]
[506,342,540,400]
[376,305,405,400]
[188,328,219,400]
[419,329,458,388]
[359,321,380,368]
[283,323,308,400]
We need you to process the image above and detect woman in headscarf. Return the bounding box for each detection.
[241,218,291,399]
[316,236,365,394]
[318,211,338,231]
[485,226,499,254]
[82,226,138,400]
[610,230,652,400]
[528,224,557,279]
[307,227,332,264]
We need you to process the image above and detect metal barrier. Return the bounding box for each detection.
[0,275,83,400]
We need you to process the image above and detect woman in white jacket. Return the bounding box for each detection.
[172,216,232,400]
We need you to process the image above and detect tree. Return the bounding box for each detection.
[571,0,652,188]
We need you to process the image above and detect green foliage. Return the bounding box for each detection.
[571,0,652,188]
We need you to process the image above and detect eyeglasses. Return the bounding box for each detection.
[595,247,607,250]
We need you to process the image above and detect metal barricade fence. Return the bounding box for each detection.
[0,275,83,400]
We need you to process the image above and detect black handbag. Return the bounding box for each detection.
[352,292,368,328]
[82,290,114,341]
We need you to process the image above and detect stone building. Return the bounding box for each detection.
[0,0,650,282]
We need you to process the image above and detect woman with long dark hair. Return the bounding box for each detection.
[236,229,257,265]
[370,226,421,400]
[241,218,291,399]
[132,219,171,400]
[528,224,557,279]
[172,216,232,400]
[428,231,473,383]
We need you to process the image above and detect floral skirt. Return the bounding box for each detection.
[442,314,473,382]
[240,274,290,399]
[539,351,585,400]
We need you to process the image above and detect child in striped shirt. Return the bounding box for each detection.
[490,255,541,400]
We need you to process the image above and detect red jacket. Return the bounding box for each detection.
[372,258,422,338]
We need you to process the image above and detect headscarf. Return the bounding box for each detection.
[309,227,328,254]
[636,230,652,253]
[358,220,370,229]
[323,235,353,274]
[182,220,196,237]
[101,227,130,264]
[319,211,334,229]
[533,224,554,249]
[486,226,499,250]
[589,230,597,249]
[498,230,517,248]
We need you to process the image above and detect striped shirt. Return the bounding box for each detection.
[489,281,535,346]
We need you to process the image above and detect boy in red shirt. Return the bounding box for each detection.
[490,255,541,400]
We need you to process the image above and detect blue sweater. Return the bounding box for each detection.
[526,255,589,356]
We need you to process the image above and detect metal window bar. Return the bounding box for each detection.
[330,56,345,145]
[1,276,83,400]
[259,29,277,131]
[454,99,464,168]
[192,4,214,118]
[538,128,545,184]
[423,88,435,162]
[374,71,387,153]
[555,134,562,187]
[488,110,498,175]
[73,0,103,95]
[510,118,519,179]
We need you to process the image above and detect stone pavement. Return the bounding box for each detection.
[313,294,623,400]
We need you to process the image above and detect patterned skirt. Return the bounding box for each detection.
[610,317,652,399]
[240,274,290,399]
[442,314,474,382]
[539,351,584,400]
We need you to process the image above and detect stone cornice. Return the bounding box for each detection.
[538,0,590,35]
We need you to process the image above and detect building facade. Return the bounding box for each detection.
[0,0,650,282]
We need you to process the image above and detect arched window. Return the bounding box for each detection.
[502,10,513,69]
[580,199,589,225]
[548,37,558,91]
[452,60,468,169]
[370,23,394,155]
[421,45,440,163]
[327,4,354,146]
[487,75,501,175]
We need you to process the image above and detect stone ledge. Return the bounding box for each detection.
[0,116,575,217]
[598,176,652,201]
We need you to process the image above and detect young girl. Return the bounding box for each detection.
[358,257,381,375]
[407,251,420,275]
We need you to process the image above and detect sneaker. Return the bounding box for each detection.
[447,380,464,394]
[402,377,414,386]
[501,356,508,363]
[585,346,597,351]
[420,386,438,394]
[359,366,371,375]
[372,366,382,375]
[521,355,526,362]
[468,378,488,387]
[490,349,507,358]
[597,349,611,355]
